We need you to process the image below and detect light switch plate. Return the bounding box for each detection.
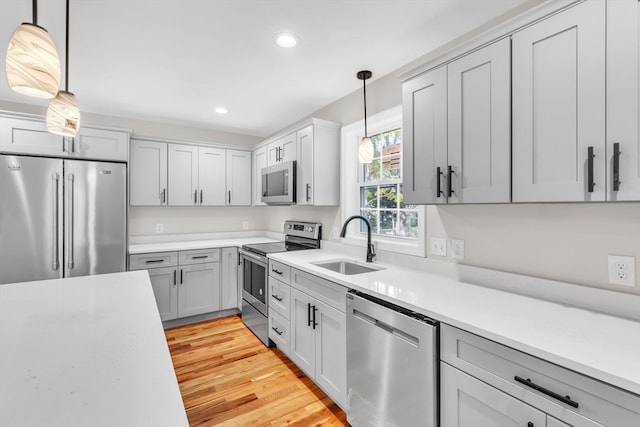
[430,237,447,256]
[608,255,636,287]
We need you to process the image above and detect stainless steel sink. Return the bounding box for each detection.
[313,259,384,275]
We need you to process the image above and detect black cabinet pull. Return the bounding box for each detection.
[613,142,621,192]
[307,303,312,327]
[271,326,283,336]
[587,146,595,193]
[161,188,166,204]
[180,269,183,285]
[145,259,164,264]
[436,167,443,198]
[194,189,198,204]
[447,165,454,197]
[228,190,231,204]
[191,255,208,260]
[514,376,579,408]
[272,268,283,275]
[272,294,283,302]
[173,269,176,286]
[200,189,203,204]
[312,305,318,330]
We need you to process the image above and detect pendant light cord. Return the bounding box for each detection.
[65,0,69,91]
[363,78,368,138]
[32,0,37,24]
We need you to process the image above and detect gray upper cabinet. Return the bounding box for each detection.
[130,139,168,206]
[402,65,448,205]
[267,132,296,166]
[198,147,226,206]
[296,123,340,206]
[607,0,640,201]
[0,114,129,162]
[252,146,267,205]
[226,149,251,206]
[512,0,606,202]
[168,144,199,206]
[447,37,511,203]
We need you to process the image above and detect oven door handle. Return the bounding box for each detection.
[239,249,267,266]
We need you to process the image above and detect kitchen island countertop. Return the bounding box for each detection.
[268,248,640,396]
[0,271,188,427]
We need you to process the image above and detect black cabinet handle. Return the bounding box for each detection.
[180,269,183,285]
[228,190,231,204]
[514,376,579,408]
[161,188,166,204]
[272,268,283,275]
[587,146,595,193]
[191,255,208,260]
[436,167,443,198]
[200,189,203,204]
[447,165,454,197]
[613,142,621,192]
[306,184,311,202]
[271,326,283,336]
[145,259,164,264]
[173,269,176,286]
[312,305,318,329]
[272,294,283,302]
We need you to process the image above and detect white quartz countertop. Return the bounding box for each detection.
[0,271,189,427]
[268,249,640,396]
[129,236,279,254]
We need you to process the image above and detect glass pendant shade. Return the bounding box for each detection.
[46,91,80,136]
[5,23,61,99]
[359,136,374,164]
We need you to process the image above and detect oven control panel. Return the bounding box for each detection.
[284,221,321,240]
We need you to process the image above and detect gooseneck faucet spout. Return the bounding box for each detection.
[339,215,376,263]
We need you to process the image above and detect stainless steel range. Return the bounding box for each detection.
[239,221,321,346]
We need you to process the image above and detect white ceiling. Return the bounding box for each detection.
[0,0,532,137]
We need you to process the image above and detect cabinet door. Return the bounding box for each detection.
[280,132,297,163]
[607,0,640,201]
[290,288,316,377]
[266,141,280,166]
[441,363,546,427]
[402,65,448,204]
[297,125,313,205]
[71,127,128,162]
[512,0,605,202]
[314,299,347,409]
[168,144,199,206]
[253,146,267,205]
[148,266,178,321]
[198,146,226,206]
[130,139,168,206]
[226,150,251,205]
[0,116,64,157]
[220,247,238,310]
[178,262,220,317]
[447,38,511,203]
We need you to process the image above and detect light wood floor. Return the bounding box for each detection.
[165,315,350,427]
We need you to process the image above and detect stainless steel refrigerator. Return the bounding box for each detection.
[0,154,126,284]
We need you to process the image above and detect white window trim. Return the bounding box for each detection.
[340,105,426,257]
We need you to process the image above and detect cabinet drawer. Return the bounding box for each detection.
[269,309,290,356]
[269,277,291,320]
[179,248,220,265]
[291,268,346,313]
[129,251,178,270]
[441,324,640,427]
[269,260,291,283]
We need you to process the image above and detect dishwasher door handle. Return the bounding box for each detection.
[353,309,420,347]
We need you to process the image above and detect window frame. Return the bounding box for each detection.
[340,105,426,257]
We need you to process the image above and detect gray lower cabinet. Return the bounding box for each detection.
[441,362,546,427]
[220,247,239,310]
[440,324,638,427]
[130,248,227,322]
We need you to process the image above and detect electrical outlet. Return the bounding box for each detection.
[155,223,163,233]
[242,221,249,230]
[451,239,465,260]
[430,237,447,256]
[608,255,636,287]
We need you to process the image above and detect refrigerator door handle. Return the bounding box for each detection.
[52,173,60,270]
[67,174,75,269]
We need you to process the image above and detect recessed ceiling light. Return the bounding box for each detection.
[274,33,298,48]
[215,107,228,114]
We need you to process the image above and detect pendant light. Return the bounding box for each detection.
[5,0,61,99]
[47,0,80,136]
[357,70,374,164]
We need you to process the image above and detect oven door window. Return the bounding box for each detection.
[243,256,266,304]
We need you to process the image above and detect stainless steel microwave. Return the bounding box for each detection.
[261,161,296,205]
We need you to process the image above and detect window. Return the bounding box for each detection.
[359,128,419,239]
[340,105,425,257]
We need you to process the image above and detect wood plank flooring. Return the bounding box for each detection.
[165,315,350,427]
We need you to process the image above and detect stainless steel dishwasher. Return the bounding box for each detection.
[346,290,439,427]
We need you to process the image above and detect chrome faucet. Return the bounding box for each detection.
[339,215,376,263]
